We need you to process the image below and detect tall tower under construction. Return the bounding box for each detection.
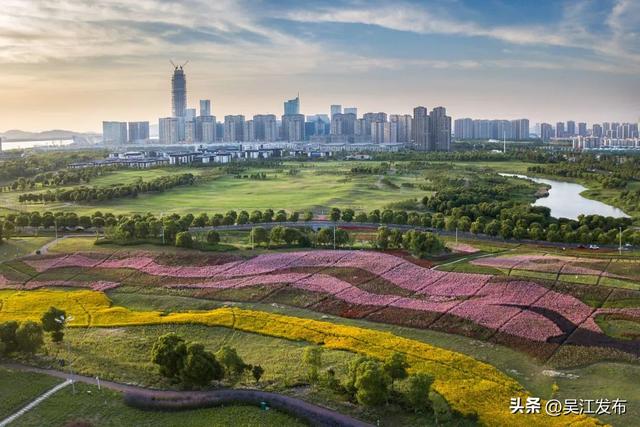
[171,64,187,118]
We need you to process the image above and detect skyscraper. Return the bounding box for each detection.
[199,100,211,117]
[282,114,305,141]
[224,115,245,142]
[390,114,412,143]
[540,123,554,142]
[344,107,357,117]
[284,95,300,115]
[566,120,576,137]
[578,122,587,137]
[330,105,342,119]
[429,107,451,151]
[128,121,149,142]
[556,122,565,138]
[159,117,180,144]
[330,113,356,138]
[412,106,430,151]
[102,121,127,144]
[171,65,187,118]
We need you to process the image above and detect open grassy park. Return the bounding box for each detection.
[0,160,542,215]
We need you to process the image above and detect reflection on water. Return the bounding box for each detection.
[499,173,629,220]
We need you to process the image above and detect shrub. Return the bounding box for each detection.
[383,352,409,389]
[0,321,19,353]
[354,359,390,406]
[405,373,434,412]
[251,365,264,384]
[206,230,220,245]
[175,231,193,248]
[151,333,187,380]
[15,321,44,354]
[302,346,323,383]
[215,345,249,377]
[180,343,224,387]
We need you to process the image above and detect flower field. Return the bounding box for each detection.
[5,249,640,363]
[0,289,602,427]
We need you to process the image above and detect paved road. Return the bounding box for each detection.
[0,379,72,427]
[2,363,372,427]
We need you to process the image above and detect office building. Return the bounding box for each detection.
[185,108,196,122]
[171,65,187,117]
[281,114,305,141]
[344,107,357,117]
[102,121,127,144]
[128,121,149,143]
[284,95,300,115]
[159,117,180,144]
[199,100,211,117]
[330,113,356,138]
[224,115,245,142]
[330,105,342,119]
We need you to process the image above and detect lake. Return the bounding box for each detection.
[0,139,74,150]
[500,173,629,220]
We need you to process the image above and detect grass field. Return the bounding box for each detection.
[11,382,306,427]
[0,237,53,262]
[0,367,62,419]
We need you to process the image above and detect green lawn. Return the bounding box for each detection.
[0,367,62,419]
[0,237,53,262]
[12,383,306,427]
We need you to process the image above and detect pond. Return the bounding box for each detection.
[499,173,630,220]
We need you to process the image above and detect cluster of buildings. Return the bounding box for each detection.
[453,118,531,141]
[102,65,452,152]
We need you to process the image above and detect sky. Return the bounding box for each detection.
[0,0,638,132]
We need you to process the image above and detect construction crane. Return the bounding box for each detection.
[170,60,189,69]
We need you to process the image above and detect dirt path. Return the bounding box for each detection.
[2,363,372,427]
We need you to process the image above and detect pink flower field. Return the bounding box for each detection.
[17,249,640,348]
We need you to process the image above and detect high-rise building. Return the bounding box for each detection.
[540,123,554,142]
[224,115,245,142]
[578,122,587,137]
[171,65,187,118]
[252,114,277,142]
[510,119,530,141]
[344,107,357,117]
[390,114,412,143]
[330,105,342,119]
[566,120,576,137]
[102,121,127,144]
[429,107,451,151]
[412,106,430,151]
[556,122,565,138]
[371,121,392,143]
[362,112,387,140]
[195,115,216,143]
[454,118,473,140]
[199,100,211,117]
[491,120,511,140]
[284,95,300,115]
[592,124,603,138]
[281,114,305,141]
[159,117,180,144]
[473,120,491,140]
[330,113,356,138]
[185,108,196,122]
[128,121,149,143]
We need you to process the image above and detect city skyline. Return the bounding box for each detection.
[1,0,639,132]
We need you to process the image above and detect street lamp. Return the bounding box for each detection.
[54,315,76,394]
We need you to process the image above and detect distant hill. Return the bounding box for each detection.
[0,129,99,141]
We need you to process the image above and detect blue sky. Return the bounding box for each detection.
[0,0,638,131]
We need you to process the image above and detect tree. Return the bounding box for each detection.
[302,346,323,383]
[383,352,408,390]
[16,321,44,354]
[41,306,66,343]
[354,359,389,406]
[250,227,269,247]
[405,373,434,412]
[151,333,187,380]
[376,227,391,250]
[249,210,263,224]
[282,227,300,246]
[237,211,250,225]
[303,211,313,222]
[175,231,193,248]
[215,345,249,377]
[430,391,452,423]
[317,228,332,247]
[0,222,3,244]
[342,208,355,222]
[206,230,220,245]
[193,213,209,227]
[251,365,264,384]
[329,208,341,222]
[275,210,287,222]
[289,212,299,222]
[180,343,224,387]
[355,212,368,223]
[0,321,19,353]
[269,225,285,246]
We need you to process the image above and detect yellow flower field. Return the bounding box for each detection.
[0,289,602,427]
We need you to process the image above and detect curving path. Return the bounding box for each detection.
[2,363,372,427]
